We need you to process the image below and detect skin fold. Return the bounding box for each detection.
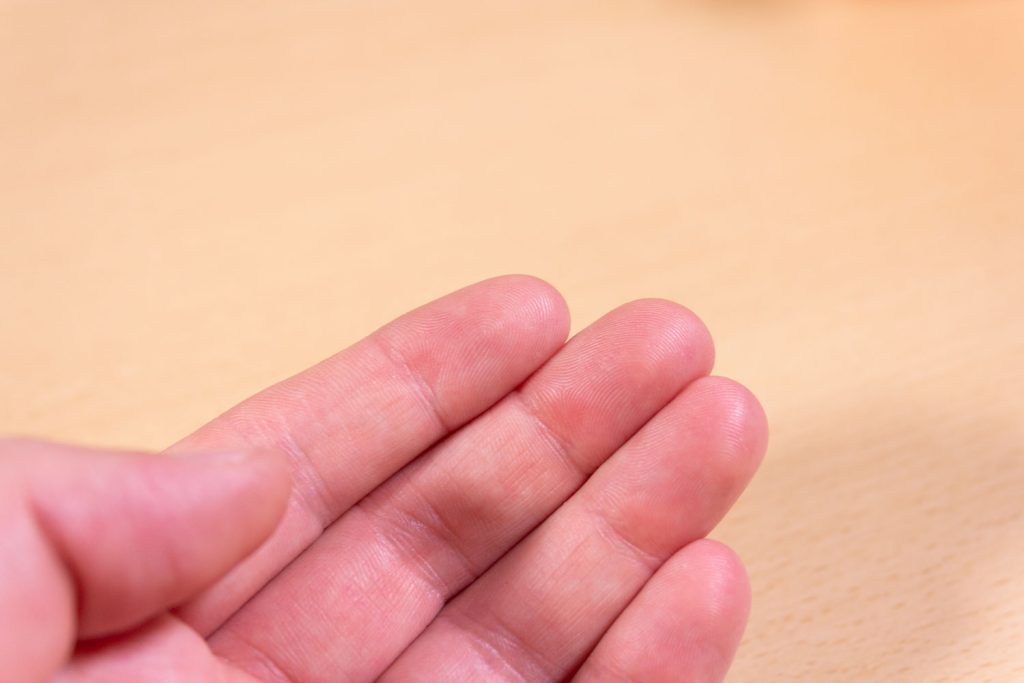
[0,276,767,682]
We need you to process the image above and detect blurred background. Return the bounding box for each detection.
[2,1,1022,680]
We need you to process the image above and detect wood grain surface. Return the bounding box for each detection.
[3,1,1022,680]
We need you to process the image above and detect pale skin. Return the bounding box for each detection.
[1,276,768,682]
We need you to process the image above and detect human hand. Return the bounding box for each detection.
[3,276,767,682]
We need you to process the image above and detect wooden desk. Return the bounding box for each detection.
[3,1,1022,680]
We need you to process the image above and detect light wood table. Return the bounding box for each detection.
[3,2,1022,680]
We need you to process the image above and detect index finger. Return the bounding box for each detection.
[169,275,569,634]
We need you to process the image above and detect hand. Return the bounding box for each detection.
[2,276,767,682]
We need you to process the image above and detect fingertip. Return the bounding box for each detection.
[656,539,753,677]
[575,539,753,683]
[679,538,752,627]
[681,376,769,490]
[611,298,716,377]
[666,539,752,679]
[195,450,294,559]
[479,274,571,343]
[167,448,293,563]
[380,274,572,425]
[225,448,293,523]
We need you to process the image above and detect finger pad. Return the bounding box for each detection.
[579,539,750,683]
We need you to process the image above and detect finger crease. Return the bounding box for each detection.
[402,479,481,591]
[442,608,554,682]
[358,491,477,604]
[371,333,451,434]
[223,414,335,528]
[509,391,587,482]
[216,630,304,683]
[583,496,663,573]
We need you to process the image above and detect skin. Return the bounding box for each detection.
[0,276,767,682]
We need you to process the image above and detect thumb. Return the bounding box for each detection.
[0,438,290,681]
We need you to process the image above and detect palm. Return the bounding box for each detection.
[61,277,766,682]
